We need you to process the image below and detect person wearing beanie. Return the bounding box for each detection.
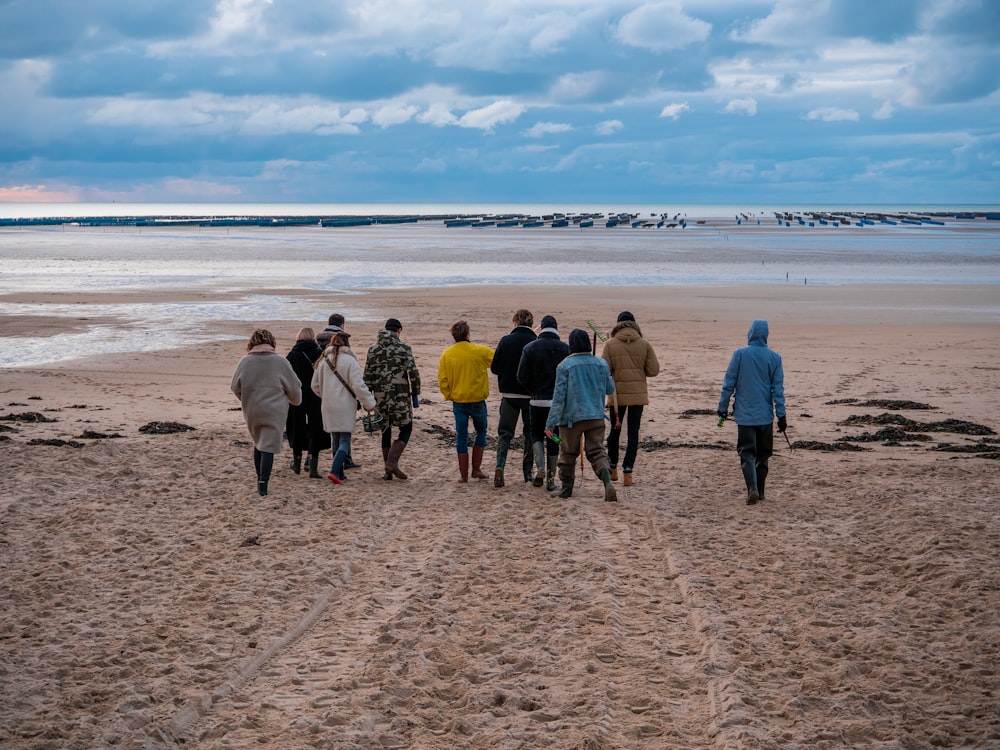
[364,318,421,481]
[717,319,787,505]
[438,320,495,482]
[544,329,618,502]
[490,309,537,487]
[516,314,570,490]
[600,310,660,486]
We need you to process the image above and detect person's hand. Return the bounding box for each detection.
[777,415,787,433]
[544,428,553,439]
[717,411,727,420]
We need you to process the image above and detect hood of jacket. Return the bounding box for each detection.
[747,319,769,346]
[376,329,400,347]
[610,319,642,341]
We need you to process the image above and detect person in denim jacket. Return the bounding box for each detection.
[545,329,619,502]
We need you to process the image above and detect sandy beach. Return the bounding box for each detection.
[1,282,999,748]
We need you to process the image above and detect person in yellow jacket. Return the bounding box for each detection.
[438,319,495,482]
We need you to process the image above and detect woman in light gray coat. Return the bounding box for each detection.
[231,329,302,496]
[311,331,377,485]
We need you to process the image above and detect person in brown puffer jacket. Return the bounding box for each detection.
[600,311,660,486]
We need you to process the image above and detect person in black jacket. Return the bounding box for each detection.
[516,315,570,490]
[490,309,537,487]
[285,327,331,478]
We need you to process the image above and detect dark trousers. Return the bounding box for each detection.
[381,421,413,450]
[736,424,773,498]
[608,404,644,472]
[253,448,274,482]
[496,397,532,477]
[529,404,560,457]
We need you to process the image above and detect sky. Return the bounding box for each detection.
[0,0,998,206]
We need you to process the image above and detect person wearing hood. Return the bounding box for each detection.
[516,315,570,491]
[545,329,618,502]
[231,329,303,497]
[600,311,660,486]
[490,309,537,487]
[717,319,787,505]
[364,318,421,481]
[311,331,378,486]
[285,327,331,479]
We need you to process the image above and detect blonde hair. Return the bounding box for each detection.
[247,328,276,351]
[296,327,315,342]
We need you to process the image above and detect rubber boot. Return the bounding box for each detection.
[308,453,322,479]
[494,467,504,488]
[600,469,618,502]
[471,446,488,480]
[553,479,574,498]
[257,480,268,496]
[458,453,469,482]
[386,440,408,479]
[291,452,302,475]
[544,453,558,491]
[522,447,534,482]
[756,463,768,503]
[381,445,393,481]
[531,441,545,487]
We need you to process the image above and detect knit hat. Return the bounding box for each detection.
[385,318,402,332]
[540,315,558,329]
[617,311,635,322]
[568,328,591,354]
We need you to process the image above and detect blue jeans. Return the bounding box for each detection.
[329,431,352,476]
[452,401,488,453]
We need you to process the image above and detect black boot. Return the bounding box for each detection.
[291,452,302,475]
[257,480,268,496]
[308,453,322,479]
[553,479,574,498]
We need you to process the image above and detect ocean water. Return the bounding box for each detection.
[1,206,999,367]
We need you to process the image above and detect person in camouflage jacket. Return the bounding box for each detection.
[364,318,421,480]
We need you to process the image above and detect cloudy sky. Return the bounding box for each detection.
[1,0,997,205]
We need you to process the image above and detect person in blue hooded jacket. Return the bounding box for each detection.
[717,319,787,505]
[545,329,618,502]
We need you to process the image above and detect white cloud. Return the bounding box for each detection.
[550,71,607,101]
[456,100,525,131]
[805,107,860,122]
[659,102,691,120]
[418,102,459,127]
[415,157,447,172]
[873,100,895,120]
[723,97,758,115]
[595,120,624,135]
[614,2,712,52]
[372,103,420,128]
[525,122,573,138]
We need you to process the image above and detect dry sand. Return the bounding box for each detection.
[1,283,998,749]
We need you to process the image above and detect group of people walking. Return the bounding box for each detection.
[231,313,420,496]
[232,309,786,506]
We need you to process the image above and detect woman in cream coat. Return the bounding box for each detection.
[311,331,377,484]
[231,329,302,496]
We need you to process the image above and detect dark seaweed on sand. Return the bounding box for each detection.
[793,441,869,452]
[138,421,195,434]
[838,427,933,444]
[841,413,994,435]
[0,412,57,423]
[27,438,84,448]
